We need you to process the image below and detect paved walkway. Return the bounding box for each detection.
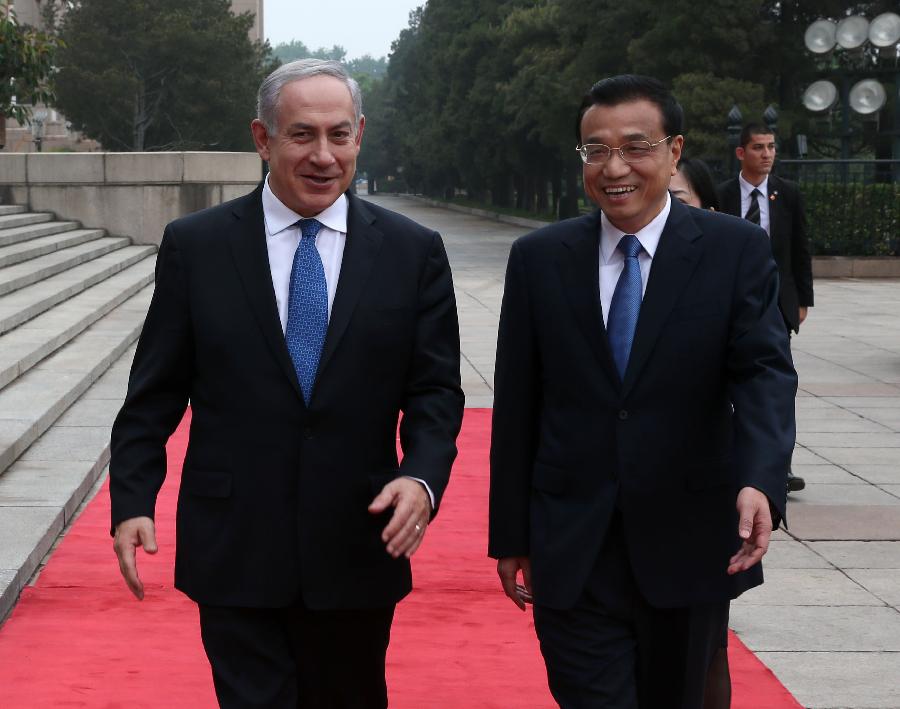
[369,195,900,709]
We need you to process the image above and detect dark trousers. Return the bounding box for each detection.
[533,516,728,709]
[198,602,395,709]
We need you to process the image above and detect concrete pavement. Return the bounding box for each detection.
[370,194,900,709]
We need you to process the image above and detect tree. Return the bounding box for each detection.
[53,0,276,151]
[673,73,766,162]
[0,6,60,149]
[272,40,347,63]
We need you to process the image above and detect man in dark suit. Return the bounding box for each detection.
[718,124,814,493]
[489,75,796,708]
[110,59,464,708]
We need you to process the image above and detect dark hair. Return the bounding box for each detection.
[676,157,720,211]
[739,122,775,148]
[574,74,684,144]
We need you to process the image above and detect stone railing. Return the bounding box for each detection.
[0,152,263,245]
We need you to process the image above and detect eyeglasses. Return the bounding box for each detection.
[575,136,672,165]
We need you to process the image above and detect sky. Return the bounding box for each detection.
[264,0,424,60]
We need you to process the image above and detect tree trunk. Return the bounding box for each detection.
[0,114,6,150]
[514,174,525,210]
[133,85,146,151]
[537,177,549,213]
[552,173,561,216]
[522,173,536,212]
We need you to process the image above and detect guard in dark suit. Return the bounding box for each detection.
[110,59,464,708]
[489,76,796,708]
[718,123,813,493]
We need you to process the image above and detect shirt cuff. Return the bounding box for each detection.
[404,476,435,510]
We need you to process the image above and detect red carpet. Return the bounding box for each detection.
[0,409,801,707]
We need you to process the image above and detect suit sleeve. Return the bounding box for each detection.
[790,185,814,308]
[397,231,465,516]
[488,241,540,559]
[109,226,193,532]
[727,229,797,526]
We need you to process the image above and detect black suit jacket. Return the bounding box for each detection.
[110,187,464,610]
[488,198,796,610]
[717,175,814,332]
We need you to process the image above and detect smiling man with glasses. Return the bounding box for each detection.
[489,75,796,708]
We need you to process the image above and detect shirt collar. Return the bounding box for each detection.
[599,192,671,264]
[262,174,349,237]
[739,172,769,198]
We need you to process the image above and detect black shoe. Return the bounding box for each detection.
[787,473,806,493]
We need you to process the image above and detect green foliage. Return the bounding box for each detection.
[353,0,898,232]
[802,182,900,256]
[674,73,766,160]
[53,0,275,151]
[0,8,60,125]
[272,40,346,63]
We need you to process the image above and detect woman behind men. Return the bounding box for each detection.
[670,156,720,211]
[670,155,731,709]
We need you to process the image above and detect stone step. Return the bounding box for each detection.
[0,342,138,623]
[0,206,26,216]
[0,244,156,336]
[0,236,130,297]
[0,220,79,248]
[0,257,155,390]
[0,229,106,269]
[0,285,152,478]
[0,212,54,231]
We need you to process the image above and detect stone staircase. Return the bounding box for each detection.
[0,204,156,622]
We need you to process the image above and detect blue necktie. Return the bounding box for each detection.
[285,219,328,405]
[745,188,761,225]
[607,234,643,380]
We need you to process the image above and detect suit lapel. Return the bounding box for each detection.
[558,212,620,389]
[228,186,305,402]
[622,199,702,396]
[317,194,383,378]
[767,175,783,244]
[725,179,741,217]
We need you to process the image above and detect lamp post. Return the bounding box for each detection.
[801,11,900,179]
[726,104,743,176]
[31,108,48,152]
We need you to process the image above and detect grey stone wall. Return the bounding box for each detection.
[0,152,263,245]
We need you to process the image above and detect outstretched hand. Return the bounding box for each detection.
[368,477,431,559]
[728,487,773,575]
[113,516,157,600]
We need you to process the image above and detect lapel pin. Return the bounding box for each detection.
[770,191,778,201]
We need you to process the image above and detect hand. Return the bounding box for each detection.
[368,477,431,559]
[728,487,773,575]
[798,307,808,325]
[113,516,157,600]
[497,556,532,611]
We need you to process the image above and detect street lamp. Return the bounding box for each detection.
[726,104,742,175]
[801,10,900,176]
[31,108,48,152]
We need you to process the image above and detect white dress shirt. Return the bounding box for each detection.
[262,176,347,332]
[261,178,435,509]
[738,172,771,236]
[598,193,671,326]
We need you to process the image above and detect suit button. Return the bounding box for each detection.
[302,427,314,440]
[618,409,629,420]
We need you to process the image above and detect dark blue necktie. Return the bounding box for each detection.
[607,234,643,380]
[745,188,761,225]
[285,219,328,405]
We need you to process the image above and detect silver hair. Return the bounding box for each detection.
[257,59,363,134]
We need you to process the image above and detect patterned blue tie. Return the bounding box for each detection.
[607,234,643,380]
[285,219,328,405]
